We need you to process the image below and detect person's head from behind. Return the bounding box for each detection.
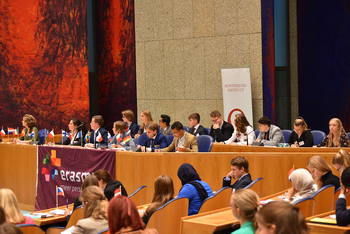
[188,113,200,127]
[289,169,314,196]
[230,156,249,180]
[0,206,6,224]
[91,115,104,130]
[307,155,332,183]
[94,169,112,190]
[171,121,184,138]
[152,175,174,203]
[230,189,259,224]
[332,149,350,174]
[22,114,36,129]
[159,115,170,128]
[256,201,308,234]
[177,163,201,186]
[113,121,127,135]
[210,110,223,126]
[108,196,144,233]
[145,121,158,138]
[80,186,107,219]
[341,167,350,191]
[122,109,134,123]
[82,175,99,191]
[0,222,23,234]
[293,117,308,135]
[0,189,25,224]
[258,116,271,133]
[234,114,251,133]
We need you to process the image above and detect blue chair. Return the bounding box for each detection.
[310,130,327,146]
[244,177,263,197]
[38,129,49,145]
[17,224,45,234]
[293,197,315,217]
[198,186,232,214]
[183,126,190,132]
[347,132,350,141]
[128,185,147,206]
[205,127,210,135]
[166,135,174,146]
[97,228,109,234]
[281,129,292,142]
[197,135,214,152]
[133,132,147,146]
[310,184,335,215]
[254,130,260,139]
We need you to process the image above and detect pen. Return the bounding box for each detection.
[66,199,68,209]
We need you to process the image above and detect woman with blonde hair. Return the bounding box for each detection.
[72,186,108,234]
[0,189,34,224]
[287,117,314,147]
[285,169,315,205]
[135,110,154,138]
[223,114,256,145]
[230,189,259,234]
[332,149,350,174]
[142,175,175,224]
[256,201,309,234]
[318,118,349,147]
[307,155,340,190]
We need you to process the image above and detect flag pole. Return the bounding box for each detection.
[45,128,47,145]
[7,127,9,142]
[81,131,83,147]
[53,129,55,143]
[56,185,58,208]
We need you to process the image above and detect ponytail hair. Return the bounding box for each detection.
[231,189,259,228]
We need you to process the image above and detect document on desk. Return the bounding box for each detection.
[50,209,66,215]
[61,225,75,234]
[32,213,54,218]
[309,217,337,225]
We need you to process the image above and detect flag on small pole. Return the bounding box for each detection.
[85,132,90,143]
[114,186,121,197]
[288,165,295,182]
[0,128,5,137]
[56,186,65,208]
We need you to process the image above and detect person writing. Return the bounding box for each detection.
[318,118,349,147]
[285,168,315,205]
[15,114,39,144]
[256,116,285,146]
[139,121,167,152]
[223,114,255,145]
[287,117,314,147]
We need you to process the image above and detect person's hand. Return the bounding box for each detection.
[140,146,146,152]
[213,124,219,130]
[85,143,94,148]
[256,138,261,142]
[48,142,55,146]
[134,134,140,138]
[111,143,117,148]
[64,209,70,216]
[226,171,234,178]
[230,142,238,146]
[176,144,187,152]
[116,145,123,148]
[220,142,225,144]
[14,139,21,144]
[154,149,162,153]
[285,187,296,201]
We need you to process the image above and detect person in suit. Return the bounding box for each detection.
[156,121,198,152]
[159,114,172,137]
[222,156,252,190]
[110,121,135,151]
[188,113,207,136]
[94,169,128,201]
[15,114,39,144]
[256,116,285,146]
[54,118,87,146]
[139,121,167,152]
[209,110,234,142]
[121,109,139,138]
[223,114,255,145]
[287,117,314,147]
[71,186,108,234]
[134,110,154,138]
[336,167,350,226]
[85,115,108,148]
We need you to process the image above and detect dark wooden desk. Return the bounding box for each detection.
[306,210,350,234]
[31,204,73,226]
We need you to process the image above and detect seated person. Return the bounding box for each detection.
[222,156,252,190]
[110,121,135,151]
[0,188,34,224]
[94,169,127,201]
[159,114,172,137]
[139,121,167,152]
[108,196,158,234]
[156,121,198,152]
[55,118,87,146]
[285,168,315,205]
[287,117,314,147]
[188,113,208,136]
[223,114,255,145]
[142,175,174,225]
[336,167,350,226]
[256,116,285,146]
[122,109,139,138]
[209,110,234,142]
[230,189,260,234]
[307,155,340,190]
[15,114,39,144]
[85,115,109,148]
[0,222,24,234]
[332,149,350,174]
[135,110,154,138]
[72,186,108,234]
[177,163,213,215]
[256,201,308,234]
[318,118,350,147]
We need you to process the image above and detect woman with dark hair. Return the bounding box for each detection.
[71,186,108,234]
[108,196,158,234]
[15,114,39,144]
[54,118,87,146]
[177,163,213,215]
[287,117,314,147]
[223,114,255,145]
[142,175,174,225]
[94,169,127,201]
[318,118,350,147]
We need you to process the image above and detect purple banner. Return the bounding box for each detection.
[35,146,116,211]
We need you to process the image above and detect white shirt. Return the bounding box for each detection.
[224,126,255,145]
[177,131,186,147]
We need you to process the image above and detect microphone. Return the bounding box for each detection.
[73,122,85,131]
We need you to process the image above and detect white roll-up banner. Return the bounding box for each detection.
[221,68,253,126]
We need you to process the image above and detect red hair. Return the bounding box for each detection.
[107,196,144,233]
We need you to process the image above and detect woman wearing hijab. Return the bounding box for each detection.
[284,168,316,205]
[177,163,213,215]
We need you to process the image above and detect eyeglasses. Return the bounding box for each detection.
[336,164,344,172]
[211,118,219,123]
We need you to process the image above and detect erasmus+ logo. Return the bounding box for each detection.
[41,150,61,182]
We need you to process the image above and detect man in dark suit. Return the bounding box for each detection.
[222,156,252,190]
[209,110,234,142]
[141,121,168,152]
[85,115,109,148]
[188,113,208,136]
[336,167,350,226]
[122,109,139,138]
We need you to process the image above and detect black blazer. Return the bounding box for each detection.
[104,180,128,201]
[222,173,252,190]
[90,127,109,147]
[143,133,168,152]
[57,132,85,146]
[336,197,350,226]
[188,125,208,136]
[209,121,234,142]
[128,122,139,138]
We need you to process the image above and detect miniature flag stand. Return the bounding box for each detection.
[288,165,295,181]
[114,186,121,197]
[56,186,65,208]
